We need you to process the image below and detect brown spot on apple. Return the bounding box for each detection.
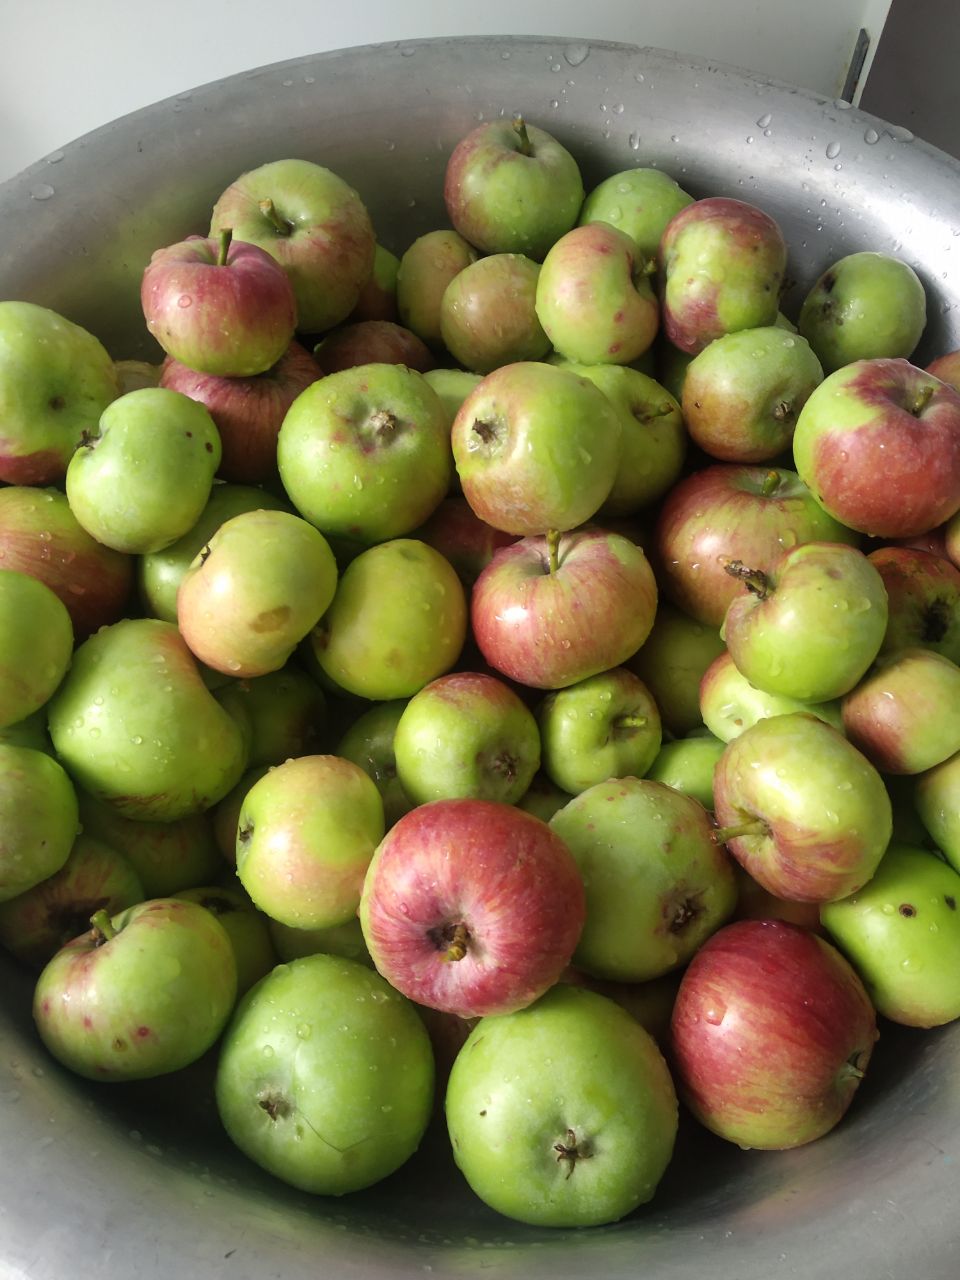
[898,903,917,917]
[250,605,291,633]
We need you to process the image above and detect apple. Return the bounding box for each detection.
[471,528,658,690]
[311,539,467,700]
[313,320,434,375]
[868,545,960,663]
[445,984,677,1226]
[396,229,477,348]
[670,919,877,1149]
[215,667,327,768]
[0,571,74,728]
[915,750,960,873]
[33,897,237,1081]
[47,618,248,822]
[450,362,621,536]
[793,358,960,538]
[841,647,960,774]
[422,368,483,430]
[646,735,726,810]
[174,884,277,997]
[159,340,322,486]
[439,253,549,373]
[114,359,161,394]
[681,327,823,462]
[700,651,843,743]
[654,464,859,627]
[659,197,787,354]
[359,798,585,1018]
[277,363,452,545]
[393,672,540,806]
[444,117,584,261]
[0,486,133,638]
[0,834,143,969]
[348,243,400,323]
[176,508,338,677]
[336,700,412,829]
[412,496,517,588]
[267,915,371,966]
[821,843,960,1028]
[535,223,659,365]
[209,766,270,866]
[236,754,384,929]
[215,953,434,1193]
[798,251,926,372]
[0,744,79,902]
[209,158,375,333]
[579,166,693,259]
[537,667,661,795]
[141,230,297,376]
[0,300,119,484]
[550,777,736,981]
[626,601,725,735]
[713,712,893,903]
[65,387,221,554]
[720,541,888,702]
[731,864,824,932]
[515,772,572,824]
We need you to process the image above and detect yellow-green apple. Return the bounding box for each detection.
[550,777,736,981]
[422,368,482,430]
[869,545,960,663]
[445,984,677,1227]
[267,915,371,966]
[798,251,926,372]
[793,358,960,538]
[713,712,892,902]
[215,953,433,1193]
[538,667,661,795]
[176,509,337,677]
[236,754,383,929]
[313,320,433,375]
[659,197,787,354]
[215,667,326,768]
[174,883,277,997]
[720,541,888,701]
[33,897,237,1081]
[451,362,621,535]
[625,601,725,735]
[646,735,725,810]
[670,919,877,1148]
[443,117,583,261]
[359,798,585,1017]
[396,229,477,348]
[0,300,119,484]
[278,363,452,544]
[700,651,843,743]
[393,672,540,805]
[65,388,221,554]
[159,340,321,486]
[312,538,466,699]
[0,744,78,901]
[209,158,375,333]
[579,166,693,258]
[915,750,960,872]
[336,700,412,828]
[0,571,73,728]
[653,464,859,627]
[209,766,270,866]
[471,528,657,690]
[535,224,659,365]
[0,487,133,638]
[141,230,297,376]
[841,647,960,774]
[515,772,572,824]
[821,843,960,1027]
[439,253,549,373]
[77,792,222,896]
[682,327,823,462]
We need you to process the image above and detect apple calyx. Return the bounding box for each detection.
[367,408,398,441]
[553,1127,593,1179]
[491,751,522,782]
[921,599,951,644]
[216,227,233,267]
[712,817,768,844]
[724,559,770,599]
[89,907,117,946]
[258,198,294,238]
[238,821,254,846]
[668,892,705,934]
[512,116,534,158]
[77,428,101,452]
[839,1048,870,1083]
[469,417,503,454]
[429,920,471,962]
[257,1089,293,1121]
[771,399,795,424]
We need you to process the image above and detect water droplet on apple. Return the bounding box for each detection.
[704,1003,726,1025]
[296,1024,312,1040]
[262,1045,274,1057]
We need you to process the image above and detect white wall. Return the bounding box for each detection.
[1,0,891,183]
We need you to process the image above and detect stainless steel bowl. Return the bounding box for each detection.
[1,36,959,1280]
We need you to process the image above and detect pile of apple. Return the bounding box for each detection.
[3,112,960,1231]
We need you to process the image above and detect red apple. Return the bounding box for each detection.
[358,798,585,1018]
[868,545,960,663]
[670,919,878,1149]
[841,648,960,774]
[160,341,321,485]
[926,349,960,391]
[472,528,658,690]
[313,321,434,376]
[412,496,517,588]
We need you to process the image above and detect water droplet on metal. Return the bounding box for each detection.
[826,141,841,159]
[30,184,55,201]
[864,127,880,145]
[564,44,589,67]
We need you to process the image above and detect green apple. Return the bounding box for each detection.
[538,667,661,795]
[578,167,693,258]
[267,915,371,967]
[445,984,677,1227]
[515,773,572,823]
[215,953,434,1194]
[0,571,73,728]
[439,253,549,373]
[646,735,726,810]
[312,539,467,700]
[174,884,277,997]
[396,229,477,348]
[626,601,725,736]
[65,388,221,554]
[0,300,119,484]
[422,368,483,430]
[915,750,960,873]
[550,777,737,981]
[700,651,844,743]
[216,667,327,768]
[0,745,79,902]
[336,700,412,828]
[820,843,960,1027]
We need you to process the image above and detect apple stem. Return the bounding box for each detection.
[512,116,534,157]
[724,560,770,598]
[613,714,647,734]
[442,922,470,963]
[760,470,782,498]
[713,818,767,844]
[216,227,233,267]
[911,384,935,417]
[546,529,561,575]
[258,197,293,237]
[89,908,116,945]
